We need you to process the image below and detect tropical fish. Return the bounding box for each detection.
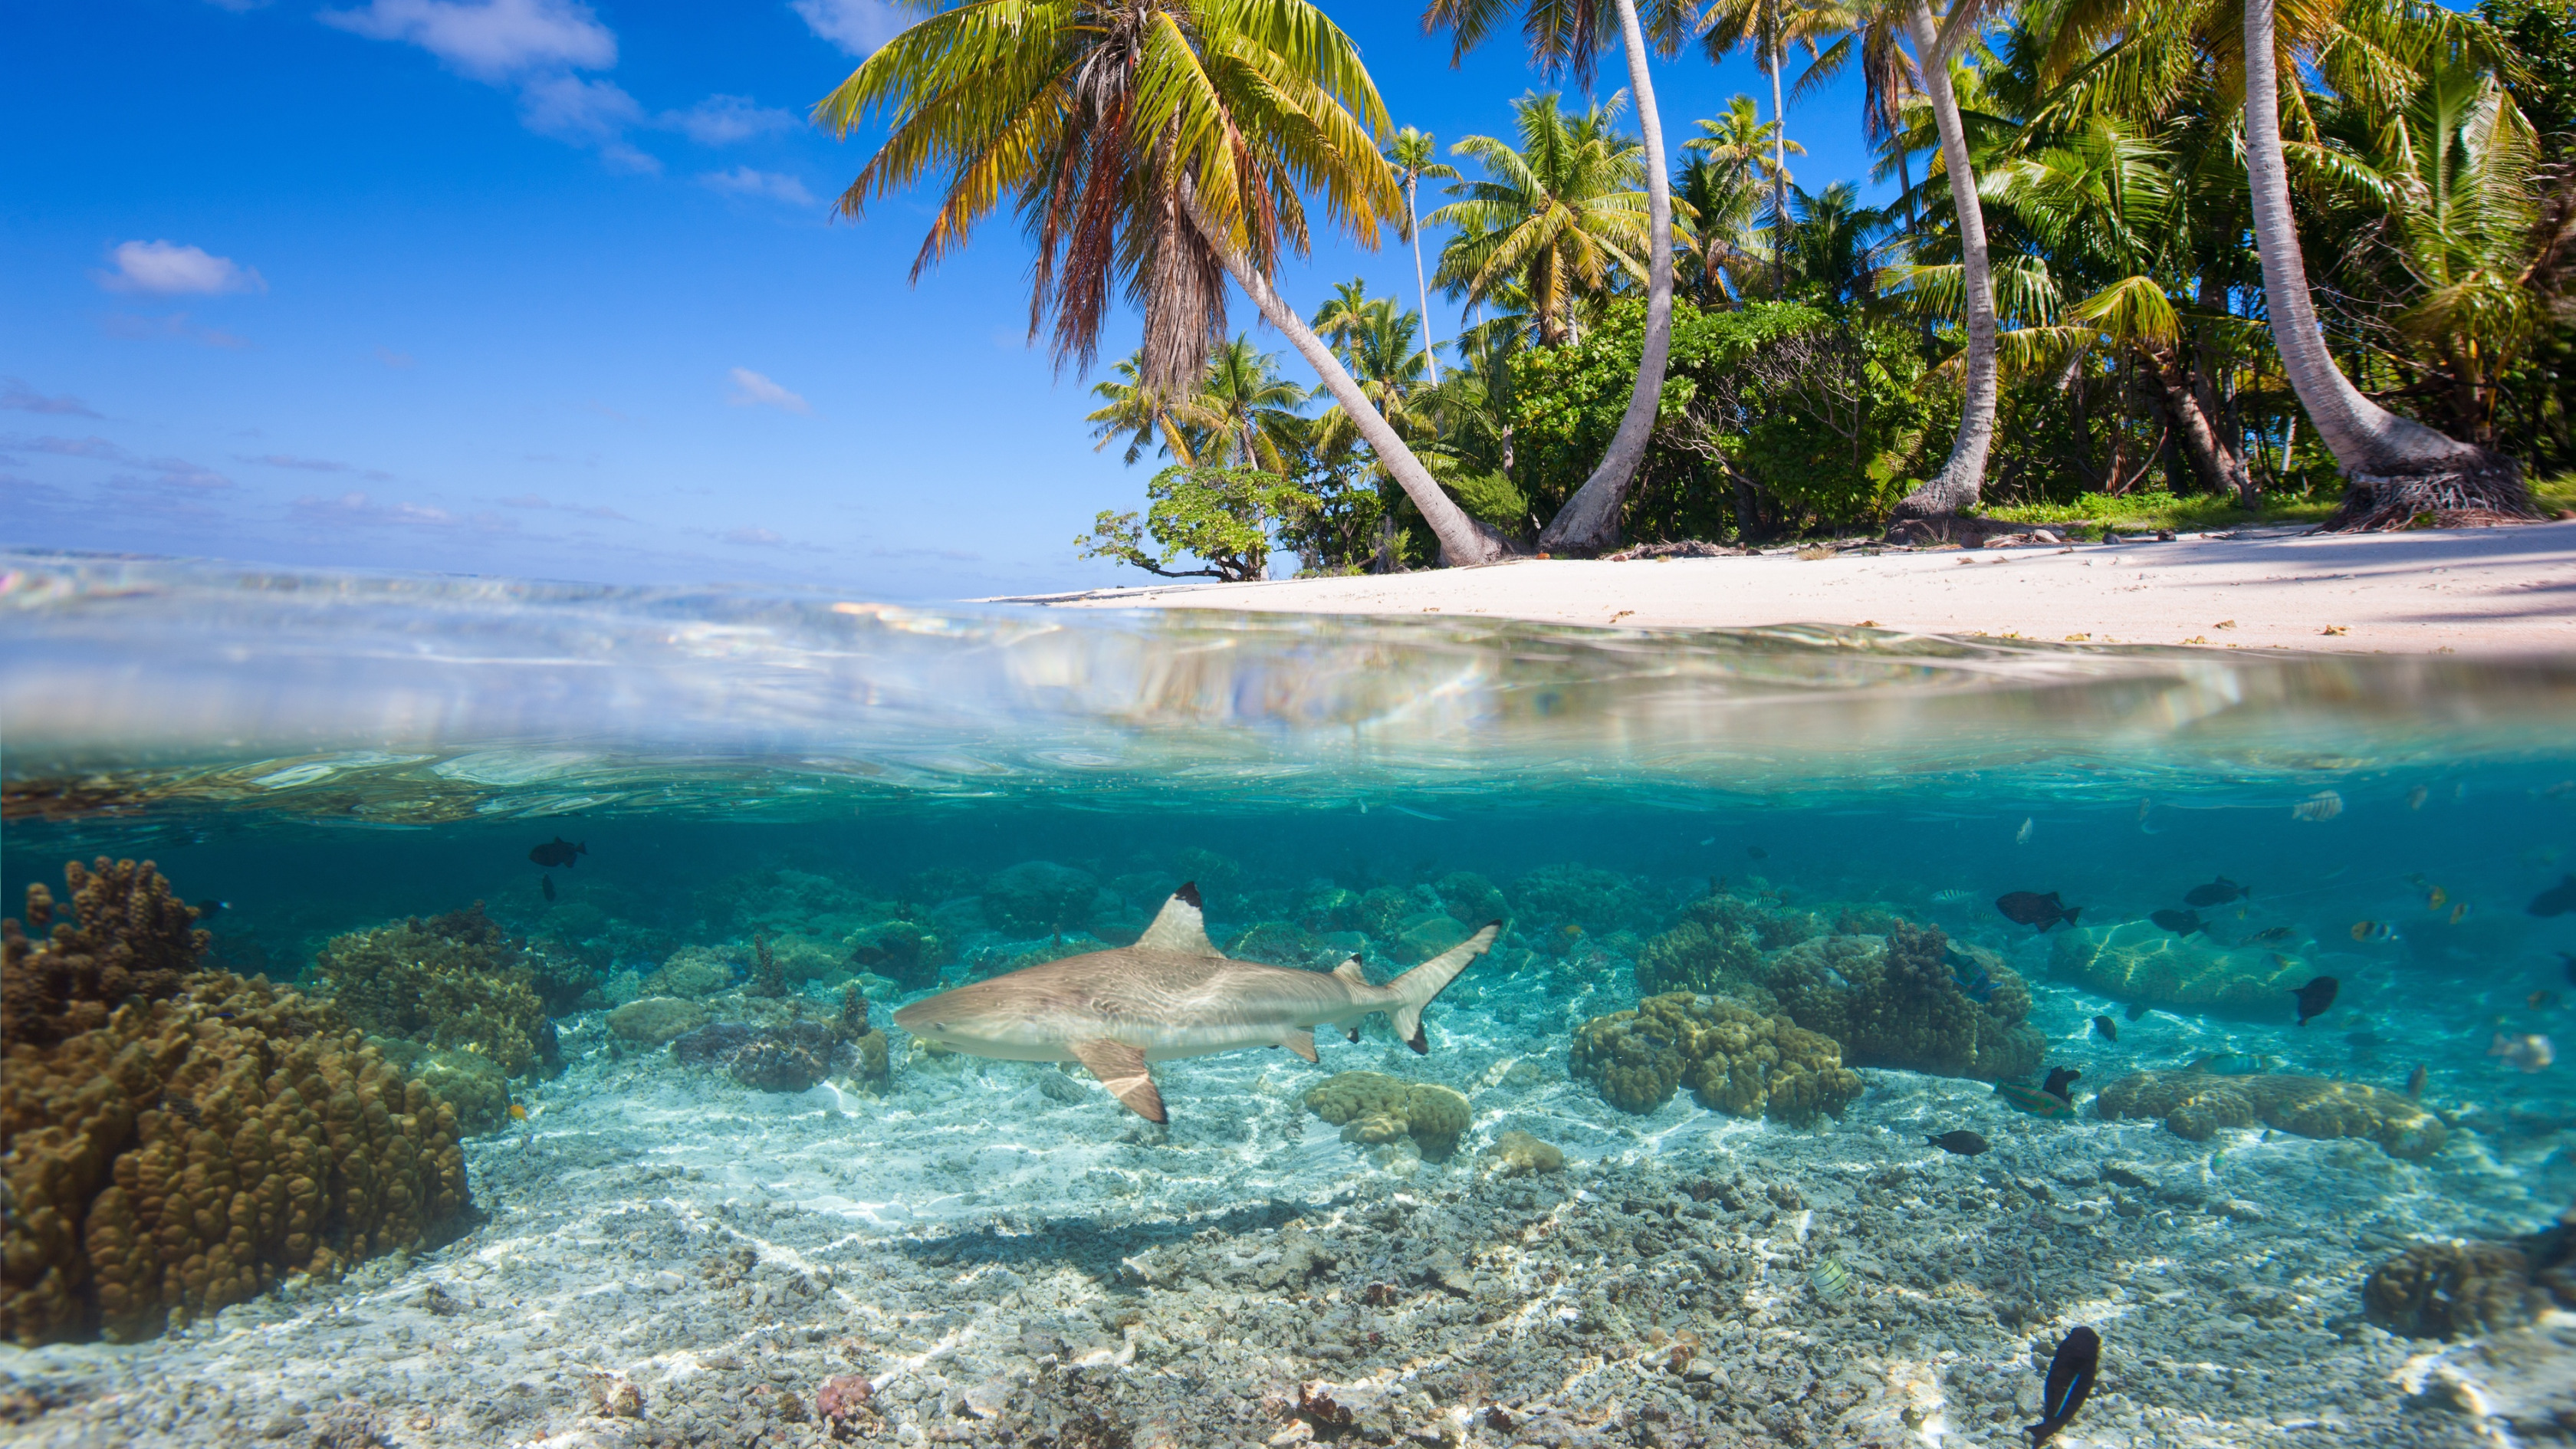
[1746,846,1769,859]
[1996,891,2083,932]
[2407,784,2429,810]
[2124,1001,2150,1020]
[192,899,228,919]
[2426,886,2449,910]
[2016,818,2036,846]
[2184,876,2250,907]
[1562,923,1584,939]
[2406,1063,2428,1098]
[892,884,1497,1122]
[2450,902,2472,924]
[2186,1052,2276,1076]
[529,836,586,869]
[1946,944,1998,1002]
[2290,791,2344,822]
[1930,889,1975,904]
[1996,1082,2075,1119]
[2528,875,2576,917]
[2292,976,2340,1026]
[540,874,557,902]
[2091,1015,2118,1043]
[2149,909,2207,938]
[2489,1033,2556,1073]
[2026,1326,2101,1447]
[1927,1130,1990,1155]
[1809,1257,1853,1300]
[507,1103,528,1122]
[2350,921,2399,942]
[2528,990,2558,1011]
[2242,925,2295,945]
[2042,1066,2082,1102]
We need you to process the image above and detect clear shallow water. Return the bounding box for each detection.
[2,552,2572,1449]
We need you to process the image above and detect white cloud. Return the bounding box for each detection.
[320,0,614,81]
[5,433,233,491]
[727,367,811,413]
[2,380,100,418]
[100,311,251,349]
[700,167,817,205]
[96,241,265,296]
[517,72,642,142]
[662,94,794,146]
[239,453,397,481]
[791,0,908,54]
[291,490,513,532]
[724,526,787,547]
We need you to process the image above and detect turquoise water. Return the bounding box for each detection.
[2,552,2572,1447]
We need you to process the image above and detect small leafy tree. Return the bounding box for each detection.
[1076,465,1320,583]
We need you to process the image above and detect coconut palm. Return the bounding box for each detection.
[817,0,1509,564]
[1424,0,1691,551]
[1674,149,1772,303]
[1385,128,1461,383]
[1431,93,1658,347]
[1170,335,1312,472]
[1695,0,1852,291]
[1086,353,1196,465]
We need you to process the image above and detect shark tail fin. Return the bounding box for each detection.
[1385,922,1501,1054]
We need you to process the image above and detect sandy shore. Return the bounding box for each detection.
[1007,521,2576,654]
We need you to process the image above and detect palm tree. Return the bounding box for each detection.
[1431,94,1657,347]
[1086,353,1195,465]
[1686,95,1803,197]
[1673,149,1770,303]
[1887,3,2003,521]
[1385,128,1460,383]
[1423,0,1687,552]
[1309,291,1440,453]
[1171,335,1312,472]
[1696,0,1850,291]
[816,0,1509,564]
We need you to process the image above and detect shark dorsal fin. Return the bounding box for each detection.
[1331,957,1368,986]
[1135,882,1220,958]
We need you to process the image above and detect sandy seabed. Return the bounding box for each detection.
[2,955,2570,1449]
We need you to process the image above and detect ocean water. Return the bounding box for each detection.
[2,552,2572,1448]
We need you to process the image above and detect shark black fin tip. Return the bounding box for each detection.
[1175,881,1202,907]
[1407,1028,1428,1054]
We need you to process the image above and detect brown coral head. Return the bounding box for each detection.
[22,883,53,931]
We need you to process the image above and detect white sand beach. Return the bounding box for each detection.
[1010,521,2576,655]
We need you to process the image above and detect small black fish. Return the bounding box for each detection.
[2405,1063,2428,1099]
[2184,876,2250,908]
[1747,846,1769,859]
[2149,908,2206,938]
[2027,1325,2101,1447]
[2091,1014,2118,1043]
[529,836,587,869]
[1927,1130,1990,1155]
[1996,891,2084,933]
[193,899,228,919]
[2124,1000,2150,1020]
[2042,1066,2082,1102]
[2528,874,2576,917]
[2292,975,2339,1026]
[541,874,557,902]
[2242,925,2295,945]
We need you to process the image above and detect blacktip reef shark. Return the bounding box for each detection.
[892,882,1500,1123]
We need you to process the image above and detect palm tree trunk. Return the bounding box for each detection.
[1768,35,1790,296]
[2146,346,2237,500]
[1890,1,1998,523]
[1194,200,1510,566]
[2241,0,2533,528]
[1534,0,1676,554]
[1408,176,1440,385]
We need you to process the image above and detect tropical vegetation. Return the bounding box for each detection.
[820,0,2575,576]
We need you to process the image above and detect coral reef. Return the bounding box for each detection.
[1223,922,1354,972]
[1,860,207,1051]
[642,946,741,999]
[368,1040,511,1135]
[1,963,468,1345]
[1302,1072,1474,1161]
[1569,993,1864,1124]
[981,862,1102,937]
[844,921,947,991]
[606,996,710,1046]
[669,996,890,1095]
[1509,866,1649,954]
[1481,1130,1566,1177]
[1767,923,2042,1082]
[1632,896,1766,999]
[306,903,557,1079]
[2094,1070,2448,1160]
[2364,1240,2557,1339]
[1434,872,1506,927]
[745,931,788,999]
[2048,922,2315,1017]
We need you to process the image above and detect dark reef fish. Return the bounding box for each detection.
[2292,975,2339,1026]
[2149,908,2207,938]
[2091,1014,2118,1043]
[1927,1130,1990,1155]
[2124,1001,2150,1020]
[1945,944,1998,1002]
[2529,875,2576,917]
[1996,1082,2075,1119]
[2184,876,2250,907]
[192,899,227,919]
[2406,1063,2428,1098]
[541,874,557,902]
[2026,1326,2101,1446]
[2562,951,2576,985]
[1996,891,2083,932]
[2042,1066,2082,1102]
[2242,925,2295,945]
[529,836,587,869]
[1746,846,1769,859]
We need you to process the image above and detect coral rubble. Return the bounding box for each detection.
[669,994,891,1096]
[2,871,469,1344]
[2095,1070,2449,1160]
[305,903,559,1079]
[1569,993,1863,1124]
[1767,923,2042,1082]
[1302,1071,1474,1161]
[1,859,206,1051]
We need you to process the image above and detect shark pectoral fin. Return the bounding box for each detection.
[1280,1028,1319,1063]
[1331,957,1368,986]
[1135,882,1221,958]
[1070,1039,1166,1123]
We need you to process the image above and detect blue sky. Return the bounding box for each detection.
[2,1,1885,600]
